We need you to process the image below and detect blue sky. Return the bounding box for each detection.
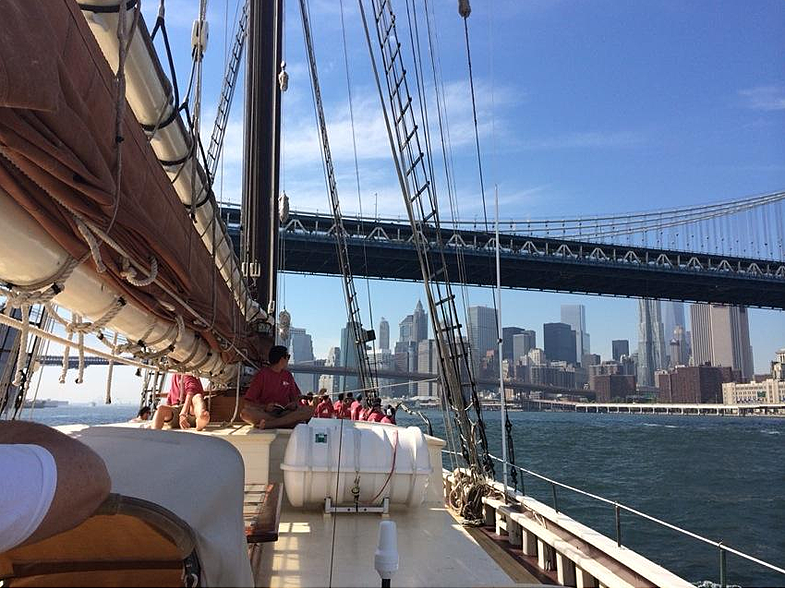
[37,0,785,403]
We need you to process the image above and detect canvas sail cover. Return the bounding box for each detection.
[0,0,263,365]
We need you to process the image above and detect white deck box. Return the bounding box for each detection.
[281,419,432,507]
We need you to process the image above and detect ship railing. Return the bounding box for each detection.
[443,449,785,586]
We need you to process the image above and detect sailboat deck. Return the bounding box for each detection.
[250,503,541,587]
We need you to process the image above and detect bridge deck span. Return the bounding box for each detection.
[222,209,785,309]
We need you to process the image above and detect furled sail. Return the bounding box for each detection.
[0,0,266,379]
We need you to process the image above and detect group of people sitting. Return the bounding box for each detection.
[143,345,397,431]
[312,392,396,424]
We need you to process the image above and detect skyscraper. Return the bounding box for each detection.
[512,331,536,363]
[412,300,428,343]
[502,327,526,362]
[417,339,439,397]
[612,340,630,362]
[339,321,361,392]
[467,306,497,369]
[637,299,667,387]
[399,314,413,343]
[289,327,315,392]
[543,322,577,365]
[379,317,390,351]
[561,304,590,358]
[662,301,686,341]
[690,304,754,380]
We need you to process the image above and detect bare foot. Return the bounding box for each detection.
[196,410,210,431]
[255,418,267,430]
[178,414,191,429]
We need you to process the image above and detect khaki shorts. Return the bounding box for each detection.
[161,404,196,429]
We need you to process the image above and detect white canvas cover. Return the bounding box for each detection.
[71,426,253,587]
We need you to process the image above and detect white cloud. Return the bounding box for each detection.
[738,86,785,112]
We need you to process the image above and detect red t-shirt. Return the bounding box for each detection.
[349,401,362,420]
[367,410,385,423]
[166,374,204,406]
[245,367,301,406]
[315,400,334,418]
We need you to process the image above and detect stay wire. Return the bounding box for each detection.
[339,0,378,386]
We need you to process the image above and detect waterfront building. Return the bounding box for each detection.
[592,374,637,403]
[637,299,667,387]
[502,327,526,362]
[468,306,498,369]
[378,317,390,351]
[512,331,536,363]
[544,322,577,365]
[722,349,785,404]
[612,339,629,362]
[656,364,739,404]
[690,304,754,381]
[561,304,590,359]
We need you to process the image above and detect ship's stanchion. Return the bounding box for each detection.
[719,542,727,587]
[551,483,559,513]
[615,503,622,547]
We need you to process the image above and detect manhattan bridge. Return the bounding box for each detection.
[222,189,785,309]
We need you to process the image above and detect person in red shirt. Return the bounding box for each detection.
[349,394,363,420]
[152,373,210,431]
[314,395,334,418]
[332,393,345,417]
[366,399,385,423]
[240,346,314,429]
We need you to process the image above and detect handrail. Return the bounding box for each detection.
[443,449,785,582]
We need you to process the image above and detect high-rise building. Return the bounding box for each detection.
[289,328,314,364]
[379,317,390,351]
[512,331,536,363]
[502,327,526,362]
[467,306,497,369]
[612,340,629,362]
[412,300,428,343]
[417,339,439,398]
[662,301,686,342]
[339,322,361,392]
[637,299,667,387]
[289,327,315,392]
[561,304,590,358]
[321,347,341,393]
[690,304,754,380]
[543,322,577,365]
[399,314,413,343]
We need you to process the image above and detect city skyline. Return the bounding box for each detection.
[283,284,779,378]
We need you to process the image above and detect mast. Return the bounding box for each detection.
[242,0,284,317]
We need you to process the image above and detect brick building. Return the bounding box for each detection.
[591,374,637,402]
[656,364,739,403]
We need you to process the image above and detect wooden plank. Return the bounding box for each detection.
[244,483,283,544]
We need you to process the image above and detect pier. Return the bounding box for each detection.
[482,399,785,416]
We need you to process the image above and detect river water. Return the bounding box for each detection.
[23,404,785,587]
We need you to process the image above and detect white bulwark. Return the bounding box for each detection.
[723,349,785,404]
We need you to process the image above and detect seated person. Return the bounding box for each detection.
[152,373,210,431]
[332,393,346,417]
[365,399,386,423]
[382,405,397,425]
[130,406,151,422]
[240,345,314,430]
[0,421,111,552]
[350,394,363,420]
[315,395,334,418]
[301,392,315,407]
